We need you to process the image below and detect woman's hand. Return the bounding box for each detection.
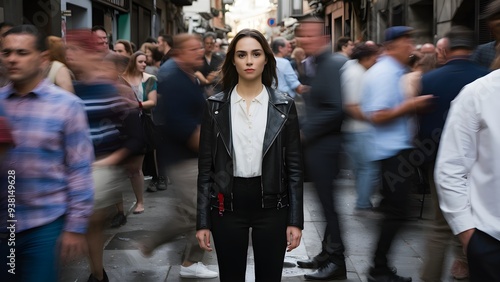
[196,229,213,252]
[286,226,302,252]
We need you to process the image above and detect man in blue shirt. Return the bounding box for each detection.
[361,26,434,282]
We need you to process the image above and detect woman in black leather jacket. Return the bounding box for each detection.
[196,29,304,282]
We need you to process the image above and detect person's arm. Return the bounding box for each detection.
[196,101,214,249]
[282,60,302,95]
[435,85,479,253]
[141,76,157,110]
[369,95,434,124]
[60,99,95,261]
[284,101,304,251]
[55,66,75,94]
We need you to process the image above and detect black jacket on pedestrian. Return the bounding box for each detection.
[197,86,304,230]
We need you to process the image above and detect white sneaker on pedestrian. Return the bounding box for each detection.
[180,262,218,279]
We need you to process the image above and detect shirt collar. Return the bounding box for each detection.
[0,79,52,99]
[231,84,268,105]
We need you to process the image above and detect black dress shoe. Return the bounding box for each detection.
[88,269,109,282]
[304,261,347,280]
[297,252,328,269]
[367,267,411,282]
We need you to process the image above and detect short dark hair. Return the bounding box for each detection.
[202,32,217,42]
[144,37,157,44]
[445,26,475,51]
[91,25,106,33]
[159,34,173,47]
[2,24,47,52]
[151,46,163,62]
[351,43,379,61]
[271,37,287,54]
[220,29,277,91]
[336,37,351,52]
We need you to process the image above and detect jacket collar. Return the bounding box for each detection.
[208,86,289,157]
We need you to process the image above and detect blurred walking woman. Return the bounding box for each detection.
[196,29,304,282]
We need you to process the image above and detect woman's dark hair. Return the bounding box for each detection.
[220,29,277,91]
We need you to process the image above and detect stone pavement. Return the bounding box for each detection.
[60,173,466,282]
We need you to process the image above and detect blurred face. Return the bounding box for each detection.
[93,29,108,52]
[489,18,500,40]
[295,22,327,56]
[157,36,169,53]
[436,37,449,64]
[176,38,204,70]
[387,36,415,65]
[114,43,129,57]
[145,49,153,65]
[1,34,47,85]
[344,40,355,56]
[136,54,147,72]
[233,37,267,83]
[204,37,215,53]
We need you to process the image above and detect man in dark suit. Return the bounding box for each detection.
[419,26,490,282]
[295,17,349,281]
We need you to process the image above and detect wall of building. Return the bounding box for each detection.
[62,0,92,29]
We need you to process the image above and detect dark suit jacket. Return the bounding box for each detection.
[419,58,489,162]
[302,50,348,144]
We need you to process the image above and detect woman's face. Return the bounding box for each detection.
[136,54,147,73]
[233,37,267,83]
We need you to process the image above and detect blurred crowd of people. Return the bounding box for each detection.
[0,1,500,281]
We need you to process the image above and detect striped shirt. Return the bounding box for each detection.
[73,81,144,156]
[0,79,94,234]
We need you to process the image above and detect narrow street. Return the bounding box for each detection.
[60,173,465,281]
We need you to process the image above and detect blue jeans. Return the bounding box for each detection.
[343,131,379,209]
[0,217,64,282]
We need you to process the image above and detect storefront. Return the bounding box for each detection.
[91,0,130,46]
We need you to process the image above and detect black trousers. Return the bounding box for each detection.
[210,177,288,282]
[373,149,415,271]
[468,229,500,282]
[305,135,345,265]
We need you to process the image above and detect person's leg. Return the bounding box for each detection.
[86,209,107,280]
[210,209,250,282]
[371,150,414,278]
[140,159,200,258]
[305,136,345,265]
[467,229,500,282]
[0,218,64,282]
[421,162,453,282]
[125,155,145,213]
[351,131,379,209]
[252,207,288,282]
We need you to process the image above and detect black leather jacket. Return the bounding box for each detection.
[197,87,304,230]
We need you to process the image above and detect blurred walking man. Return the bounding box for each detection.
[361,26,433,282]
[0,25,94,281]
[295,17,348,281]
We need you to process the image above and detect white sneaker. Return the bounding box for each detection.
[179,262,218,279]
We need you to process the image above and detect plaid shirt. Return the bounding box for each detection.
[471,41,497,68]
[0,79,94,234]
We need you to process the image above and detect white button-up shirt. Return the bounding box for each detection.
[230,85,268,177]
[435,70,500,241]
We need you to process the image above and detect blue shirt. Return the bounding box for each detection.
[275,57,301,98]
[361,55,413,161]
[0,80,94,233]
